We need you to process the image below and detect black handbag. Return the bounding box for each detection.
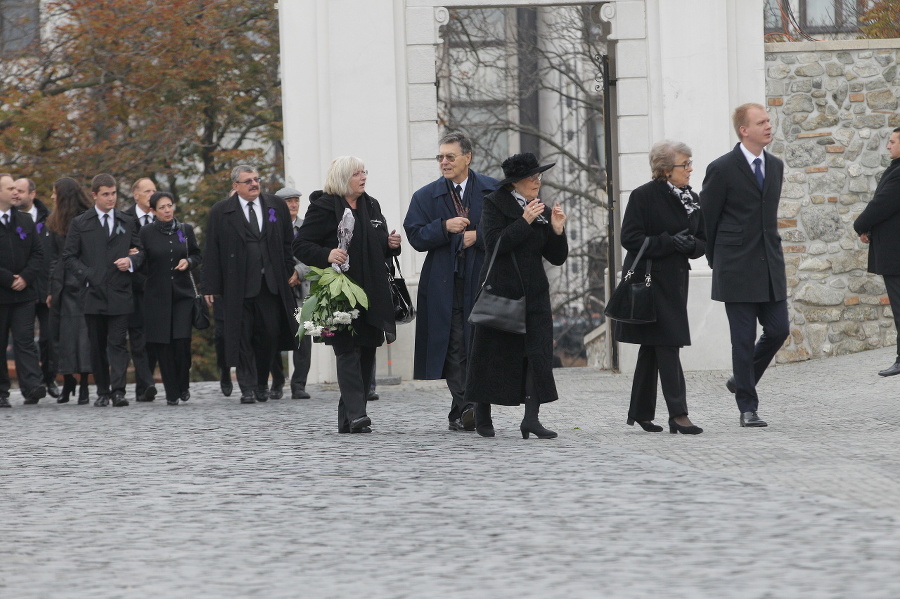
[468,240,526,334]
[188,270,211,330]
[604,237,656,324]
[388,256,415,324]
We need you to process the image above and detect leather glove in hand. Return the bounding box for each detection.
[672,231,696,254]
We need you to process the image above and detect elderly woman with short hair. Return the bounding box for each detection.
[294,156,401,434]
[615,140,706,434]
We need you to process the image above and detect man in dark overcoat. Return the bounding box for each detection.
[854,127,900,377]
[0,173,46,407]
[700,102,789,428]
[62,173,144,407]
[13,177,57,398]
[202,165,296,404]
[403,132,498,431]
[122,177,158,402]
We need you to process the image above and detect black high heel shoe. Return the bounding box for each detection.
[58,376,76,404]
[627,418,663,432]
[669,417,703,435]
[77,385,90,405]
[520,420,557,439]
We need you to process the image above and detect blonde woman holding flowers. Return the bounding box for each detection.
[294,156,401,434]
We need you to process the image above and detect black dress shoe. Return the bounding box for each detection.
[136,387,156,402]
[112,393,129,407]
[627,418,663,432]
[240,394,257,404]
[291,389,311,399]
[167,398,179,406]
[349,416,372,432]
[180,391,190,402]
[668,417,703,435]
[23,385,46,405]
[367,391,379,401]
[448,418,466,431]
[460,406,476,431]
[476,424,495,437]
[740,411,768,427]
[254,390,269,403]
[0,396,10,408]
[46,380,61,398]
[220,379,233,397]
[77,387,90,405]
[351,426,372,433]
[94,395,110,407]
[726,377,736,393]
[269,386,283,400]
[878,361,900,377]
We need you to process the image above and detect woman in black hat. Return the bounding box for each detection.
[465,152,568,438]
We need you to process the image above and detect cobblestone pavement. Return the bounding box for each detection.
[2,347,900,598]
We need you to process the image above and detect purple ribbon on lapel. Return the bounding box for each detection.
[15,226,26,240]
[36,222,43,234]
[177,229,186,244]
[268,208,277,223]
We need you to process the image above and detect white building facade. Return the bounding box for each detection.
[278,0,768,380]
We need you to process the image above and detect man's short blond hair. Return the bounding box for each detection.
[732,103,766,139]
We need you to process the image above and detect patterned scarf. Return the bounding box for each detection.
[511,190,548,224]
[668,182,700,215]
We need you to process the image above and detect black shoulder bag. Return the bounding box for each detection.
[604,237,656,324]
[467,240,526,334]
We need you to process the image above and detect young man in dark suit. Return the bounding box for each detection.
[403,132,498,431]
[13,177,58,398]
[700,103,789,428]
[122,177,159,402]
[202,165,296,404]
[0,174,46,407]
[62,174,143,407]
[854,127,900,377]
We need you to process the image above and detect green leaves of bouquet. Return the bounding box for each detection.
[296,266,369,339]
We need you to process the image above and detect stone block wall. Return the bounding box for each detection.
[765,39,900,362]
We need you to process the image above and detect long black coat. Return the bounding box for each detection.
[404,170,498,379]
[700,143,786,303]
[61,209,143,315]
[0,210,43,305]
[48,230,92,374]
[853,157,900,276]
[465,188,568,406]
[614,180,707,347]
[30,198,51,300]
[140,221,202,343]
[201,193,296,366]
[293,191,398,347]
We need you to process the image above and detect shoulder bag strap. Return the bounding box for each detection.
[622,237,651,282]
[474,237,524,300]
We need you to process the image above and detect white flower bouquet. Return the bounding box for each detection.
[295,266,368,340]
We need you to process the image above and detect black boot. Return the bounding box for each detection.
[58,375,76,404]
[520,395,557,439]
[475,402,495,437]
[77,374,90,405]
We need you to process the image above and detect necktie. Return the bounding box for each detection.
[753,157,764,190]
[2,213,8,227]
[143,215,150,226]
[103,213,111,236]
[248,201,260,236]
[451,184,468,218]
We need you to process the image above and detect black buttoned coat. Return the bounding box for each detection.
[614,180,707,347]
[140,221,202,343]
[464,188,568,406]
[61,209,143,315]
[700,143,786,303]
[853,158,900,276]
[201,193,296,366]
[0,210,43,305]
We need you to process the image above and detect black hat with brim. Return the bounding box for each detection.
[497,152,555,187]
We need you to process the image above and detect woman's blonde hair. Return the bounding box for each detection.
[323,156,365,196]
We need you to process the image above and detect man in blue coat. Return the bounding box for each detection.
[404,132,498,431]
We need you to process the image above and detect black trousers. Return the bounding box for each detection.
[34,301,56,384]
[628,345,688,421]
[724,299,790,413]
[0,301,43,396]
[884,275,900,355]
[128,294,156,395]
[84,314,130,397]
[445,277,470,421]
[150,339,191,401]
[271,333,311,392]
[237,287,281,395]
[332,338,375,431]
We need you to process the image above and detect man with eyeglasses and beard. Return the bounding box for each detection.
[202,165,297,404]
[404,132,498,431]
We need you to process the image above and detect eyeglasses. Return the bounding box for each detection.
[526,173,543,182]
[237,177,261,185]
[435,153,468,163]
[672,160,693,169]
[352,170,368,178]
